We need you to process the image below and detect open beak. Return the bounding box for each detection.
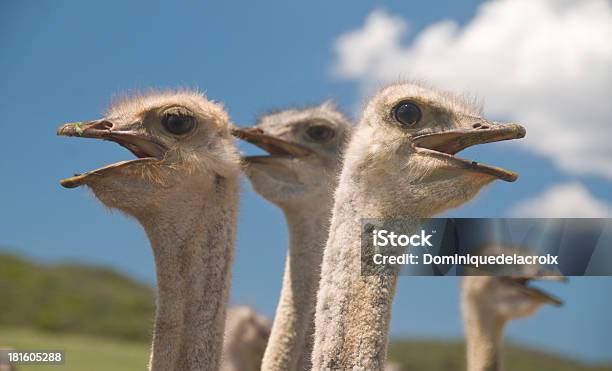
[57,120,165,188]
[231,127,314,162]
[504,276,565,306]
[412,121,526,182]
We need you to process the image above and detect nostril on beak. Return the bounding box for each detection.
[472,123,481,128]
[91,120,113,131]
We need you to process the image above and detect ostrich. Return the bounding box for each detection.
[0,348,16,371]
[221,306,272,371]
[57,91,241,371]
[232,102,351,370]
[312,82,526,370]
[462,247,564,371]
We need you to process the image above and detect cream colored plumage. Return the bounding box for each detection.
[312,82,525,369]
[58,91,241,371]
[234,102,351,370]
[221,306,271,371]
[462,247,564,371]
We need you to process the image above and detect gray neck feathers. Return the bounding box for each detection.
[463,297,504,371]
[312,183,419,370]
[144,177,239,371]
[262,199,333,371]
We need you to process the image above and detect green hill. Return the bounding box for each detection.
[0,251,610,371]
[387,340,612,371]
[0,252,155,341]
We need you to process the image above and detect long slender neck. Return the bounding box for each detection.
[143,178,239,371]
[463,297,505,371]
[262,198,332,371]
[312,184,419,370]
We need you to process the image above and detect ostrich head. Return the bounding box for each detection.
[57,91,240,218]
[463,245,565,321]
[463,275,564,320]
[232,102,351,208]
[345,82,526,217]
[223,306,271,369]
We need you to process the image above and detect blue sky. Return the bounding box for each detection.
[1,0,611,364]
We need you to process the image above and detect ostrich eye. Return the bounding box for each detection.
[162,113,196,135]
[306,125,335,142]
[393,100,422,127]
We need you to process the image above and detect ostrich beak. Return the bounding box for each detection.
[412,121,526,182]
[504,277,565,306]
[412,122,525,155]
[57,119,165,159]
[231,127,314,160]
[57,119,165,188]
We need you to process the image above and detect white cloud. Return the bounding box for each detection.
[510,182,612,217]
[332,0,612,180]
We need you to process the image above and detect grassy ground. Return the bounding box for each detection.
[0,327,149,371]
[2,327,610,371]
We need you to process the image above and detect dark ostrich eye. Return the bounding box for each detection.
[162,113,196,135]
[306,125,335,142]
[393,100,422,127]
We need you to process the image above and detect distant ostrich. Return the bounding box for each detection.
[0,348,16,371]
[462,247,564,371]
[221,306,271,371]
[57,91,241,371]
[233,102,351,370]
[312,82,526,369]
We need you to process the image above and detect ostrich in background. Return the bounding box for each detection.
[57,91,241,371]
[312,82,526,369]
[462,245,565,371]
[221,306,271,371]
[0,348,16,371]
[233,102,351,370]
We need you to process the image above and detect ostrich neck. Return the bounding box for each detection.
[312,187,420,370]
[142,179,238,371]
[463,298,505,371]
[262,200,332,371]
